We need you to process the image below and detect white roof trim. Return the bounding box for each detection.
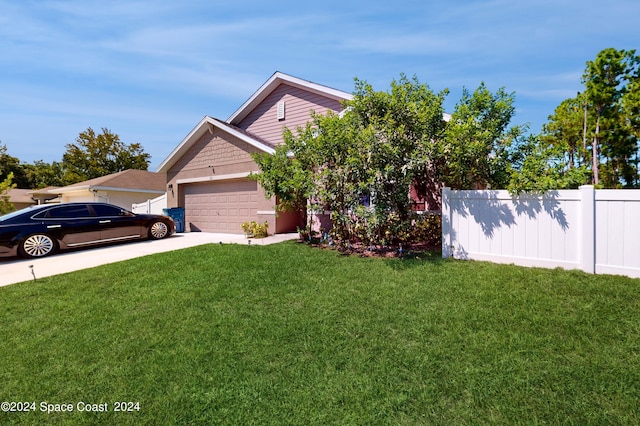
[156,116,275,173]
[227,71,353,125]
[176,171,252,185]
[212,118,276,155]
[49,185,90,194]
[50,185,165,194]
[88,186,166,194]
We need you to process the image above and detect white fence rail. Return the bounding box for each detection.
[132,194,167,215]
[442,185,640,279]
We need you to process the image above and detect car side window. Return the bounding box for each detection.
[91,204,125,217]
[40,205,94,219]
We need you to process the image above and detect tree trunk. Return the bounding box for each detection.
[592,112,601,185]
[583,103,588,158]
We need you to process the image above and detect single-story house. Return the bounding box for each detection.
[30,187,62,205]
[158,72,353,234]
[5,188,37,210]
[44,169,167,210]
[4,187,60,211]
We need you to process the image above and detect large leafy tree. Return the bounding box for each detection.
[253,75,519,246]
[507,134,589,193]
[0,145,17,213]
[621,68,640,187]
[541,94,590,170]
[583,48,639,186]
[439,83,519,190]
[508,94,592,193]
[0,144,31,188]
[22,160,68,188]
[62,127,150,182]
[254,75,448,245]
[346,76,448,221]
[0,172,15,214]
[252,127,316,217]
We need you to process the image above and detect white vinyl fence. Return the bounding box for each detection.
[442,185,640,279]
[132,193,167,215]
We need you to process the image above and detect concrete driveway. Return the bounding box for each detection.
[0,232,298,287]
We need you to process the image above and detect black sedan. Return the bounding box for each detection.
[0,202,175,258]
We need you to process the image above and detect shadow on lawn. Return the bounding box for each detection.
[383,249,448,270]
[292,239,448,271]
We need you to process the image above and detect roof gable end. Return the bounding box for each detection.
[227,71,353,125]
[157,116,275,173]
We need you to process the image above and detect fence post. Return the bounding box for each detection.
[579,185,595,274]
[441,187,452,258]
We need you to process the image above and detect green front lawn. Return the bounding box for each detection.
[1,242,639,425]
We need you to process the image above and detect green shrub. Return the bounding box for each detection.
[241,221,269,238]
[408,213,441,246]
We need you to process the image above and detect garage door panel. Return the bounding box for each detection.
[183,179,259,233]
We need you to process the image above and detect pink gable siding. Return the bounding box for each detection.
[236,83,344,145]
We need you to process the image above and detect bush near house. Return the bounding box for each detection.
[241,220,268,238]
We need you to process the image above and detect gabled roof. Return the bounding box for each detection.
[227,71,353,125]
[157,116,276,173]
[50,169,166,194]
[157,72,353,173]
[7,188,36,204]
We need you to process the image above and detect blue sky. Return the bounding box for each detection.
[1,0,638,171]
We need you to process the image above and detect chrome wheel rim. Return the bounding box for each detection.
[23,234,54,257]
[150,222,168,239]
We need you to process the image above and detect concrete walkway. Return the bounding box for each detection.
[0,232,299,287]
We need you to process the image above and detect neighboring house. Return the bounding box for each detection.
[4,188,60,211]
[158,72,353,234]
[6,189,37,210]
[45,169,167,210]
[30,187,62,205]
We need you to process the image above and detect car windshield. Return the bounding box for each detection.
[0,205,50,222]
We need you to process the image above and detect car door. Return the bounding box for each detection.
[36,204,101,247]
[90,204,145,242]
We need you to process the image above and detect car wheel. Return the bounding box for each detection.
[149,221,169,239]
[19,234,57,258]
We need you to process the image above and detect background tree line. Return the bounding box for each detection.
[511,47,640,192]
[0,127,150,213]
[0,127,150,189]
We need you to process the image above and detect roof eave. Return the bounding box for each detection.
[50,185,90,194]
[156,116,275,173]
[88,186,166,194]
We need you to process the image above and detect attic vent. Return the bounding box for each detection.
[277,101,285,120]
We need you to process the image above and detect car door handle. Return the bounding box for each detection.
[47,225,62,229]
[99,220,111,224]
